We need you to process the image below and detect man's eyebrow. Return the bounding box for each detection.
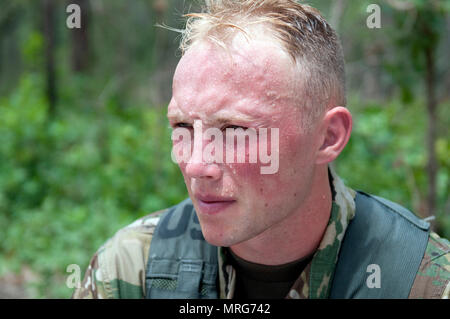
[210,111,259,124]
[167,108,264,126]
[211,117,252,125]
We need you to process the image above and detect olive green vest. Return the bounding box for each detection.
[145,192,430,299]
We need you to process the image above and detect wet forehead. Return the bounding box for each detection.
[169,38,297,122]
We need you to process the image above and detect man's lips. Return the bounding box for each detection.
[195,193,235,202]
[194,194,236,215]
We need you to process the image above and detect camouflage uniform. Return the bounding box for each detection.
[72,170,450,299]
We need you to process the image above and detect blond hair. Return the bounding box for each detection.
[178,0,346,126]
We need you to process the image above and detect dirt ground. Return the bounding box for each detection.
[0,275,28,298]
[0,267,38,299]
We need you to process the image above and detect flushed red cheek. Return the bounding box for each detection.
[227,128,299,194]
[230,161,285,202]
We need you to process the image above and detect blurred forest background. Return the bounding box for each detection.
[0,0,448,298]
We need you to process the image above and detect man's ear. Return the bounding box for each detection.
[315,106,352,165]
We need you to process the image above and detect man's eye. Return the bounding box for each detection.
[174,122,193,128]
[222,125,248,131]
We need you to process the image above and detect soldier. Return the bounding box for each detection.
[72,0,449,299]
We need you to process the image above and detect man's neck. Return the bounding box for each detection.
[229,166,332,265]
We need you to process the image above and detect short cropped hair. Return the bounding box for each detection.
[179,0,346,127]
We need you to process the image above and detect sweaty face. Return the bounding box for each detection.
[168,38,321,247]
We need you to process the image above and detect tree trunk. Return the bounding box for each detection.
[43,0,56,115]
[70,0,90,72]
[424,43,438,231]
[329,0,347,32]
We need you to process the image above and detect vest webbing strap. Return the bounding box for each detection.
[145,192,430,299]
[145,199,218,299]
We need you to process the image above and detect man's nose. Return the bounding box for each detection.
[184,123,222,180]
[184,161,222,180]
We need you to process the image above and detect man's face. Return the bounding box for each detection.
[168,38,323,247]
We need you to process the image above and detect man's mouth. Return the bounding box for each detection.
[194,194,236,215]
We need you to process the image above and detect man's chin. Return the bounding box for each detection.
[201,228,241,248]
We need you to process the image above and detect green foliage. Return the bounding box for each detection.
[0,73,187,298]
[336,95,449,238]
[21,31,44,70]
[0,0,448,299]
